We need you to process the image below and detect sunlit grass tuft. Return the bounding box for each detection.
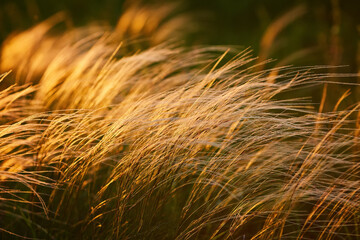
[0,8,360,240]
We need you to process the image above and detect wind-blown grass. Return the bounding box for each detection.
[0,10,360,240]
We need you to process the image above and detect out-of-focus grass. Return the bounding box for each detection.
[0,1,359,239]
[0,0,359,108]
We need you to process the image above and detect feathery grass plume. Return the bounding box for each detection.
[0,9,360,240]
[0,78,54,238]
[115,0,190,45]
[0,1,189,88]
[0,12,69,86]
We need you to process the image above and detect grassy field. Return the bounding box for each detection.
[0,1,360,239]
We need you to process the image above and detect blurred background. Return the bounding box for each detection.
[0,0,359,111]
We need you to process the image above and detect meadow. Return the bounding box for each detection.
[0,1,360,239]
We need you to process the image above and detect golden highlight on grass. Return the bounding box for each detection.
[0,8,360,240]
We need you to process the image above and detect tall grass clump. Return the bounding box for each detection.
[1,9,360,240]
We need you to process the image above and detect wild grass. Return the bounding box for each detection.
[0,7,360,240]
